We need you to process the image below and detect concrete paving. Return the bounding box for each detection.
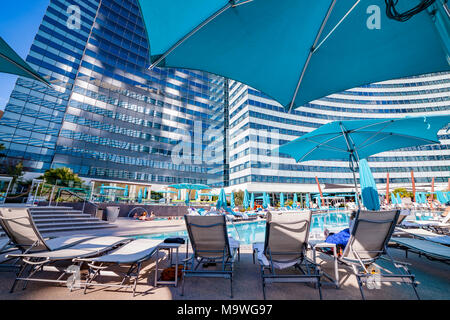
[0,218,448,300]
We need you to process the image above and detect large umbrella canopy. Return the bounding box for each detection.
[358,159,380,211]
[280,193,285,207]
[304,194,308,209]
[138,0,449,111]
[168,183,211,190]
[0,36,50,86]
[396,193,402,204]
[277,116,450,164]
[138,189,143,203]
[250,193,255,209]
[243,190,250,209]
[124,185,129,197]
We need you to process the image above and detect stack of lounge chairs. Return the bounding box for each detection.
[0,207,163,296]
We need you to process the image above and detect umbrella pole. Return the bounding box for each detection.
[350,156,361,210]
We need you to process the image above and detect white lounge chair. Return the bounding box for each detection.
[75,239,162,296]
[339,210,420,300]
[6,236,131,292]
[390,237,450,262]
[182,215,239,298]
[254,211,322,300]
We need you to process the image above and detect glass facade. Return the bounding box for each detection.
[228,72,450,190]
[0,0,227,187]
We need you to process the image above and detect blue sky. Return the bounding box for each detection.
[0,1,49,111]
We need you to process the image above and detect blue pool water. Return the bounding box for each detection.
[133,212,351,245]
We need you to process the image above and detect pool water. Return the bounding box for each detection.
[133,212,351,245]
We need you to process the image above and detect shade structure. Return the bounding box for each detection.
[178,189,181,199]
[243,190,250,209]
[279,193,285,207]
[436,191,448,204]
[266,193,271,208]
[99,184,105,195]
[0,36,50,86]
[277,115,450,205]
[168,183,211,190]
[304,194,309,208]
[185,190,190,205]
[138,0,449,111]
[230,192,235,208]
[250,193,255,209]
[124,185,129,197]
[194,191,199,201]
[358,159,380,211]
[415,192,421,204]
[144,187,148,199]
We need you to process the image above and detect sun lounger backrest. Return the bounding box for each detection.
[264,211,312,263]
[184,215,230,259]
[0,207,49,251]
[342,210,399,263]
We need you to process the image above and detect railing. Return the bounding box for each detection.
[55,188,98,216]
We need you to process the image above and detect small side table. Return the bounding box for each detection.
[154,242,182,287]
[309,241,340,288]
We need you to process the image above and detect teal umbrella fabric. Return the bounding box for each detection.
[138,0,449,111]
[280,193,285,207]
[358,159,380,211]
[138,189,143,203]
[266,193,271,208]
[250,193,255,209]
[293,193,298,208]
[390,192,397,204]
[216,188,227,209]
[178,189,181,199]
[0,36,50,86]
[262,192,268,208]
[415,192,421,204]
[243,190,250,209]
[230,192,235,209]
[396,193,402,204]
[304,194,309,208]
[168,183,211,190]
[99,184,105,195]
[124,185,129,197]
[436,191,448,204]
[278,116,450,164]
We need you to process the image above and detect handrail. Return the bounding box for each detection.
[56,188,98,214]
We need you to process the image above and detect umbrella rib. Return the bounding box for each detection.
[0,51,51,86]
[288,0,337,113]
[313,0,362,53]
[149,1,234,69]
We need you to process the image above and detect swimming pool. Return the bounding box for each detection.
[133,211,351,245]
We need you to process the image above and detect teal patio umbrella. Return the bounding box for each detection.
[99,184,105,195]
[396,193,402,204]
[0,36,50,86]
[266,193,271,208]
[304,194,309,209]
[358,159,380,211]
[138,189,143,203]
[243,190,250,209]
[436,191,448,204]
[390,192,397,205]
[178,189,181,199]
[250,193,255,209]
[138,0,449,112]
[280,193,285,207]
[293,193,298,208]
[124,185,129,197]
[230,192,235,209]
[216,188,227,209]
[277,116,450,201]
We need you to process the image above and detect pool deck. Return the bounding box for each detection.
[0,218,448,300]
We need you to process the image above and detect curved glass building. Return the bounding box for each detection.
[228,72,450,192]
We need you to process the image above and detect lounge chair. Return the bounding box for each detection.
[389,237,450,262]
[254,211,322,300]
[0,207,95,253]
[6,236,131,292]
[394,227,450,246]
[75,239,162,296]
[182,215,239,298]
[339,209,420,299]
